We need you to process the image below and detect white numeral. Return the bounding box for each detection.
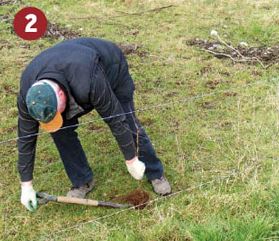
[25,14,37,33]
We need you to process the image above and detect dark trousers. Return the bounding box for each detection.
[51,100,164,187]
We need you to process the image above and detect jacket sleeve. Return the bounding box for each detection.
[17,94,39,182]
[90,64,137,160]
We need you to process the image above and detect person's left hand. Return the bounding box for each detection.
[21,181,38,212]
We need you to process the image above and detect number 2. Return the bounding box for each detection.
[25,14,37,33]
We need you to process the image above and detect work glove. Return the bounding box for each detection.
[126,157,146,180]
[21,182,38,212]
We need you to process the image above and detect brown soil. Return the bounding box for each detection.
[87,123,105,132]
[223,91,237,97]
[44,22,81,39]
[2,83,17,95]
[201,101,215,109]
[186,38,279,65]
[205,79,221,89]
[1,14,147,57]
[0,125,16,134]
[114,188,150,209]
[44,24,147,57]
[0,0,21,6]
[0,14,11,22]
[1,17,81,40]
[117,43,147,57]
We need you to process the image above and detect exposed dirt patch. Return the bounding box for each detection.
[164,91,179,98]
[0,13,8,20]
[220,71,230,77]
[201,101,215,109]
[0,14,12,24]
[186,38,279,66]
[223,91,237,97]
[205,79,222,89]
[187,38,220,50]
[2,83,17,95]
[0,125,16,134]
[0,39,12,50]
[2,15,147,57]
[44,157,56,164]
[38,25,147,56]
[1,17,80,40]
[87,123,105,132]
[0,0,21,6]
[198,65,212,76]
[114,188,150,209]
[219,120,232,128]
[117,43,147,57]
[125,29,140,36]
[251,70,262,76]
[44,22,81,39]
[141,116,156,126]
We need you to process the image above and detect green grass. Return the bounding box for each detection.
[1,0,279,240]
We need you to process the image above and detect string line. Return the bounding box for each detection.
[0,80,273,145]
[48,169,239,237]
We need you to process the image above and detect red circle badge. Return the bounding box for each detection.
[13,7,47,41]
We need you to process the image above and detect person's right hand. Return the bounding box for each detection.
[21,181,37,212]
[126,156,146,180]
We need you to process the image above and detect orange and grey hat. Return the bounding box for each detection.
[26,80,63,132]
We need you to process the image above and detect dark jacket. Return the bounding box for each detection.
[17,38,136,182]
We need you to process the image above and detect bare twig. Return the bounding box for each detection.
[69,15,102,20]
[115,4,175,16]
[250,56,267,69]
[69,4,175,20]
[216,35,246,59]
[202,49,239,63]
[202,47,269,68]
[217,35,267,69]
[216,34,268,68]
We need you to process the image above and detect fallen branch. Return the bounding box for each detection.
[250,56,268,69]
[213,35,245,60]
[202,49,269,68]
[215,34,267,68]
[202,49,237,62]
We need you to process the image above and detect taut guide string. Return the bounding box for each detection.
[0,80,273,146]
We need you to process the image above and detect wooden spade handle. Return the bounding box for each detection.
[57,196,99,206]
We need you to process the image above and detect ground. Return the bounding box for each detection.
[1,0,279,240]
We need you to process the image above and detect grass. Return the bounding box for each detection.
[1,0,279,240]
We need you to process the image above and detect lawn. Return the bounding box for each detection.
[1,0,279,240]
